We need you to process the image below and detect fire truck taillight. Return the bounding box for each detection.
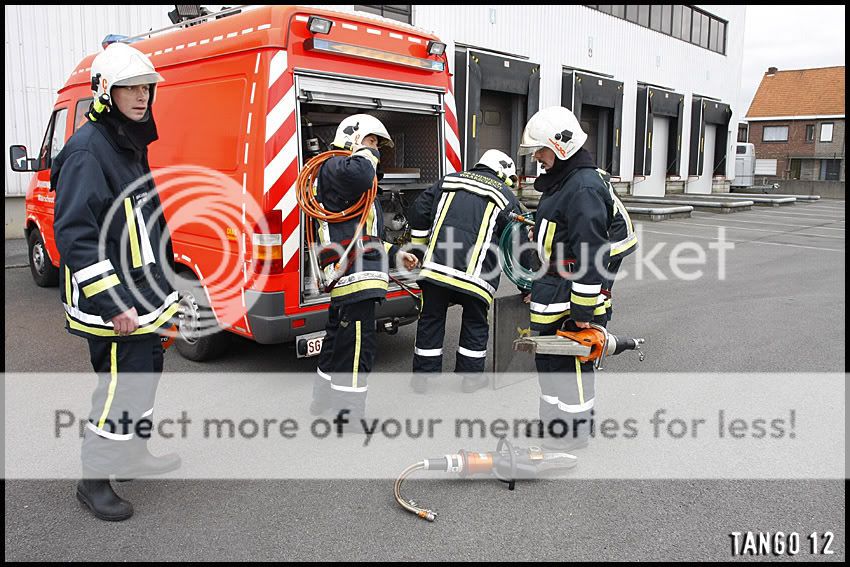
[252,210,284,274]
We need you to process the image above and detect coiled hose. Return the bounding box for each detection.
[498,211,536,293]
[295,150,378,289]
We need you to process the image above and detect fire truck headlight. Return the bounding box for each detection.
[307,16,333,35]
[427,41,446,56]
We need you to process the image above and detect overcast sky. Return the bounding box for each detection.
[738,5,845,116]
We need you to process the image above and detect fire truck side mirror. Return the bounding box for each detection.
[9,145,36,172]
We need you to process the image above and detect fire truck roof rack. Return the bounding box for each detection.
[122,4,251,43]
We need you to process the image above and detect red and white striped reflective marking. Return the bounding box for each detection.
[263,50,300,273]
[444,82,462,174]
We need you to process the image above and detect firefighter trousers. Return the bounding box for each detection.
[534,320,596,443]
[313,299,377,419]
[412,280,489,376]
[82,336,163,475]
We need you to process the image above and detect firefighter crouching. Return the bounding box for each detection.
[309,114,419,428]
[407,149,529,394]
[519,106,635,452]
[51,42,181,521]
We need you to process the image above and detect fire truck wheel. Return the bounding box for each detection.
[174,272,230,361]
[28,228,59,287]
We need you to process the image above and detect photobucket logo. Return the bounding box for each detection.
[419,223,735,284]
[97,165,269,339]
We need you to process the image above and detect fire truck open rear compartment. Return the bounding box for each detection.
[294,72,445,305]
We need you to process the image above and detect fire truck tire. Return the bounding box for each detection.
[28,228,59,287]
[174,272,230,361]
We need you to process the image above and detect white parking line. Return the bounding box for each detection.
[736,210,846,220]
[638,228,844,252]
[688,215,846,231]
[659,220,846,240]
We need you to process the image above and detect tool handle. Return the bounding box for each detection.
[610,336,645,355]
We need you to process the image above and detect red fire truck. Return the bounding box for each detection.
[11,5,462,360]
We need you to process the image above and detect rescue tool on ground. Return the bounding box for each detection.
[394,438,578,522]
[513,322,645,370]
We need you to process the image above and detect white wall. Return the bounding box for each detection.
[4,5,228,196]
[323,5,745,184]
[5,5,746,194]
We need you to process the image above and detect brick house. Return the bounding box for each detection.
[745,66,845,182]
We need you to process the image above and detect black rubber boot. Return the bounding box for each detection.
[115,441,182,482]
[460,374,488,393]
[310,373,333,415]
[309,398,332,416]
[410,373,429,394]
[76,471,133,521]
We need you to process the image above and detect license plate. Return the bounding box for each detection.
[296,330,326,358]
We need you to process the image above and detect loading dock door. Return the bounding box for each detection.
[634,85,685,183]
[688,97,733,184]
[478,90,513,156]
[454,46,540,173]
[562,70,624,176]
[636,116,670,196]
[688,124,716,194]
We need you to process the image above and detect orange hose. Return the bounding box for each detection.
[296,150,378,284]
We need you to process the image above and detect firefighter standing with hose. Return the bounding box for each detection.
[407,149,530,394]
[519,106,633,452]
[303,114,419,429]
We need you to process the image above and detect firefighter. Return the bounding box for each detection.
[519,106,623,452]
[309,114,419,426]
[600,170,638,324]
[407,149,527,394]
[51,42,181,521]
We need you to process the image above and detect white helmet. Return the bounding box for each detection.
[331,114,394,151]
[476,149,517,186]
[518,106,587,161]
[90,42,164,103]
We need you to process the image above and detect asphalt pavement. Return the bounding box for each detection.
[4,200,845,561]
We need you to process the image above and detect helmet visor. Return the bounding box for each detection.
[517,144,543,156]
[113,72,165,87]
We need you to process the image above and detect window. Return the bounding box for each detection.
[661,5,672,34]
[736,145,747,155]
[762,126,789,142]
[681,6,692,42]
[671,5,682,38]
[587,5,725,54]
[820,159,840,181]
[690,8,701,43]
[354,5,412,24]
[789,159,802,180]
[717,21,726,54]
[637,5,650,26]
[805,124,815,142]
[49,109,69,160]
[36,108,68,169]
[649,5,662,31]
[74,98,93,132]
[709,18,719,52]
[820,123,834,142]
[699,12,710,48]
